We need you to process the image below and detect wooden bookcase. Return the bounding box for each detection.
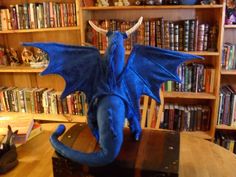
[0,0,85,122]
[79,0,225,140]
[0,0,225,140]
[215,24,236,130]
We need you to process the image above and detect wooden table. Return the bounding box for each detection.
[3,123,236,177]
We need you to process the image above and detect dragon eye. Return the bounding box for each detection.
[106,31,113,37]
[121,32,128,39]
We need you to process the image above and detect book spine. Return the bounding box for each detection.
[189,19,195,51]
[183,20,189,51]
[9,5,18,30]
[197,24,205,51]
[137,23,145,45]
[72,3,77,26]
[155,18,162,48]
[178,23,184,51]
[53,2,57,28]
[144,20,150,46]
[60,3,65,27]
[63,3,68,27]
[174,24,179,51]
[150,20,156,47]
[0,9,9,31]
[164,20,170,49]
[49,2,54,28]
[169,21,174,51]
[23,3,29,29]
[203,24,209,51]
[56,3,61,27]
[208,25,218,51]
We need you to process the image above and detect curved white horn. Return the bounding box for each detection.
[88,20,108,35]
[125,17,143,36]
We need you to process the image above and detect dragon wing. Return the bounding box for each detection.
[23,43,102,102]
[122,44,203,138]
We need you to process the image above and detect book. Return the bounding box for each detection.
[0,116,34,144]
[15,122,43,147]
[21,122,42,143]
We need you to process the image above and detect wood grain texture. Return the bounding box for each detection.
[0,112,87,123]
[2,123,236,177]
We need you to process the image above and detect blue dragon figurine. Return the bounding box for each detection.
[23,17,203,167]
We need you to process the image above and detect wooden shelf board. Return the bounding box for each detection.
[0,66,45,73]
[224,25,236,29]
[164,91,216,99]
[155,128,212,139]
[216,125,236,130]
[181,131,212,140]
[0,112,86,123]
[81,5,223,10]
[0,26,79,34]
[221,70,236,75]
[100,50,219,56]
[186,51,219,56]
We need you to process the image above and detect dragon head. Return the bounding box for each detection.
[88,17,143,78]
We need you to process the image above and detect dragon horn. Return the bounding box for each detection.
[88,20,108,35]
[125,16,143,36]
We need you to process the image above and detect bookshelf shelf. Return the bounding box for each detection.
[81,5,223,10]
[221,70,236,75]
[186,51,220,56]
[144,127,212,139]
[100,50,219,56]
[0,112,86,123]
[0,0,224,139]
[182,131,212,140]
[80,1,225,140]
[0,27,80,34]
[224,25,236,29]
[216,125,236,130]
[0,66,44,73]
[164,91,216,99]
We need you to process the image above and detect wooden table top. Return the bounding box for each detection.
[3,123,236,177]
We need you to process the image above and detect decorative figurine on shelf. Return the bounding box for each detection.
[31,48,49,68]
[135,0,163,5]
[96,0,109,6]
[6,48,20,66]
[23,16,202,167]
[200,0,216,5]
[146,0,155,5]
[225,0,236,24]
[123,0,130,6]
[114,0,130,6]
[180,0,197,5]
[0,47,8,66]
[21,47,34,65]
[0,126,18,174]
[154,0,163,5]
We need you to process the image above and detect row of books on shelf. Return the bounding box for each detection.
[159,104,211,131]
[0,2,77,31]
[222,43,236,70]
[217,85,236,127]
[215,131,236,154]
[141,102,160,129]
[163,63,215,93]
[0,86,87,116]
[0,116,42,144]
[141,101,211,131]
[86,18,218,52]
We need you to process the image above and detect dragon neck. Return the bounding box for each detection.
[104,42,125,79]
